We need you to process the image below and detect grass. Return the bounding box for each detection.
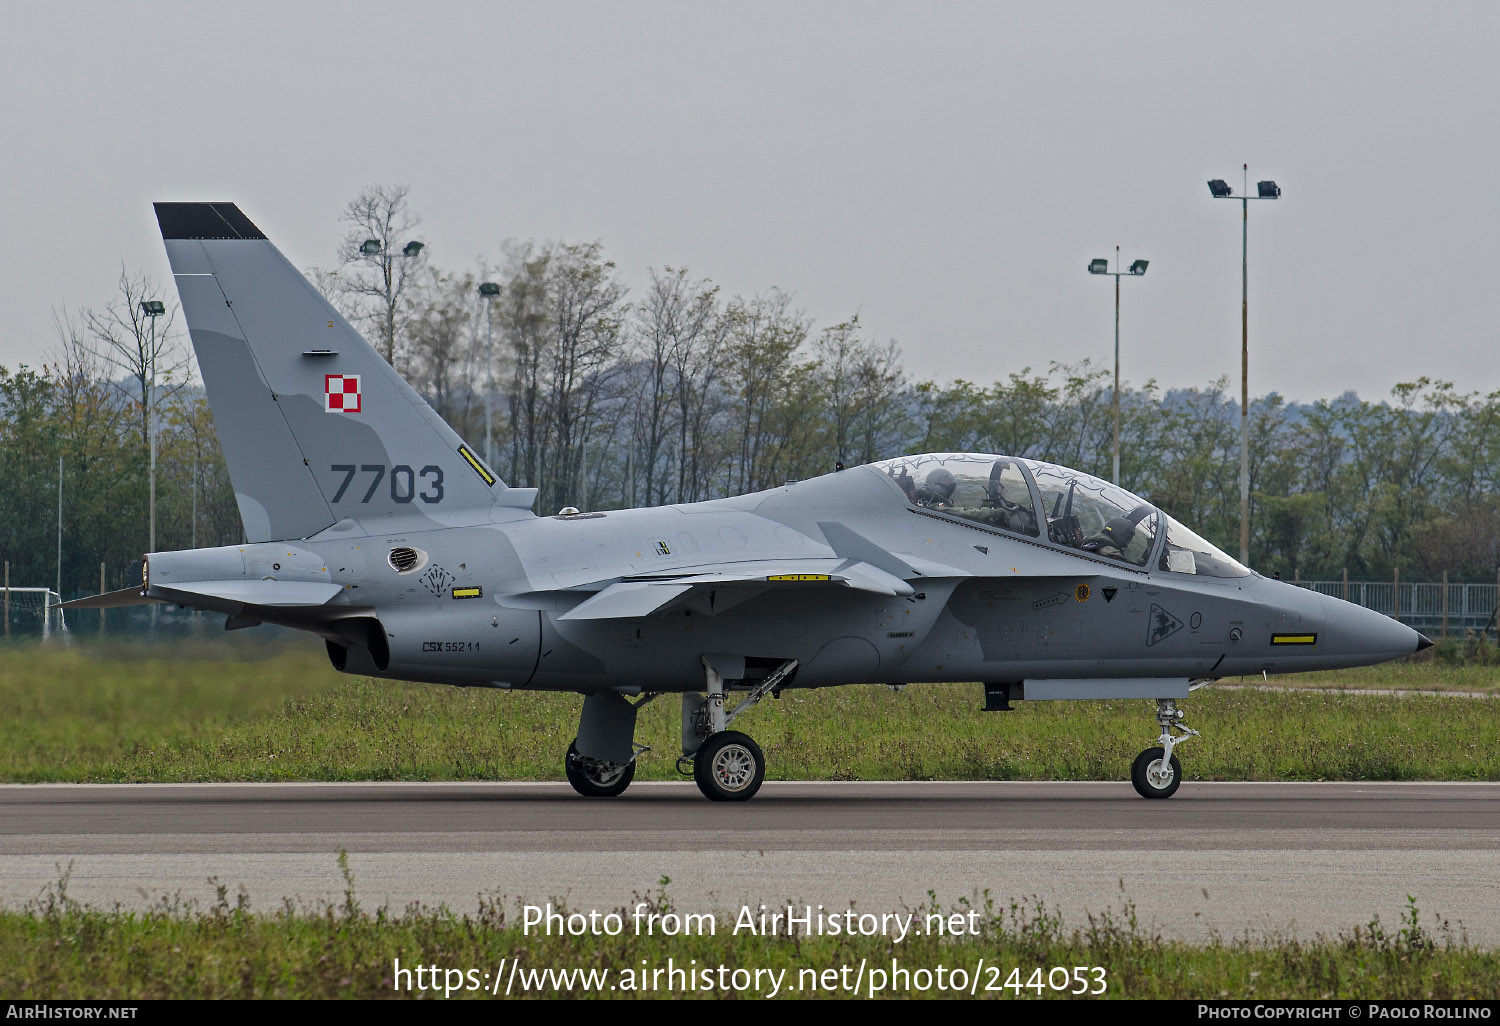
[1,870,1496,999]
[1244,646,1500,693]
[0,638,1497,783]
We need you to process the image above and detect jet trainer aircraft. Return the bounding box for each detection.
[67,203,1431,802]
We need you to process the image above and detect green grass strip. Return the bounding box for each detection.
[2,873,1496,999]
[0,641,1496,783]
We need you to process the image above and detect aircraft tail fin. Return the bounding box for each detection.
[155,202,529,542]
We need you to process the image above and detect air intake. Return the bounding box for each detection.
[388,547,423,573]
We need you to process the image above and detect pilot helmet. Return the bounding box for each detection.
[1099,515,1137,549]
[924,467,957,502]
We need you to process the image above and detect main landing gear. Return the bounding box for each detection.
[679,657,796,802]
[563,657,796,802]
[1131,697,1200,799]
[564,740,637,798]
[563,690,655,799]
[691,731,766,801]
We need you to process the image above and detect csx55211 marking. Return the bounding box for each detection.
[330,464,444,504]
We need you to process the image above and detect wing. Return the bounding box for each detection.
[553,557,912,621]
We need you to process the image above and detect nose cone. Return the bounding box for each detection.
[1318,595,1429,668]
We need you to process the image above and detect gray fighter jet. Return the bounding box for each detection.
[66,203,1431,802]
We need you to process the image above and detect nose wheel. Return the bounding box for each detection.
[1130,747,1183,799]
[1131,698,1198,799]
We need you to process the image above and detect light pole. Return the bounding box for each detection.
[1208,166,1280,566]
[478,281,501,466]
[1088,247,1148,486]
[140,300,165,555]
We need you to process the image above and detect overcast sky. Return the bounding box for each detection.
[3,1,1497,403]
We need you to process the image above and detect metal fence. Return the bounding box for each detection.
[1293,579,1498,636]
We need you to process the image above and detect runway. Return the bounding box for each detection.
[3,780,1499,944]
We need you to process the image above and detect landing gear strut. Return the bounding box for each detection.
[680,657,796,802]
[1130,697,1200,799]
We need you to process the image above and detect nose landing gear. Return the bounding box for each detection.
[1131,698,1200,799]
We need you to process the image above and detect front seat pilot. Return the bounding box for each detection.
[913,467,957,507]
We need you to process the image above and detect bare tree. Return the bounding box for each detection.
[406,267,480,432]
[546,242,627,511]
[723,290,808,493]
[634,267,718,505]
[71,268,191,555]
[49,304,134,500]
[303,265,364,327]
[337,184,426,368]
[81,268,189,454]
[672,295,729,502]
[494,240,629,510]
[500,242,554,491]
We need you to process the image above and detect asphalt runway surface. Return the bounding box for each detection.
[3,780,1499,944]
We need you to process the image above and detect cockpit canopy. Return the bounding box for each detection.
[868,453,1249,578]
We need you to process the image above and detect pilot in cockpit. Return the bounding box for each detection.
[891,467,917,502]
[978,459,1037,534]
[913,467,957,507]
[1081,505,1153,561]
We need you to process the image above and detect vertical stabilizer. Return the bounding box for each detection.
[155,202,527,542]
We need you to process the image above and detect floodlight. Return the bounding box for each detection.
[360,239,381,256]
[1088,258,1108,274]
[402,241,425,257]
[1207,179,1233,198]
[1129,259,1149,275]
[1257,180,1281,199]
[140,300,165,316]
[478,282,501,297]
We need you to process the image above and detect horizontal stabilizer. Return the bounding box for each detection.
[59,586,158,610]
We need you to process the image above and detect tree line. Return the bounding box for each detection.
[2,184,1497,601]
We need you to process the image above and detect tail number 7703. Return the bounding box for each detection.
[330,464,444,504]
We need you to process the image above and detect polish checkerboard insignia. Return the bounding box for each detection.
[325,374,362,413]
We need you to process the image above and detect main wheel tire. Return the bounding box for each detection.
[692,731,765,802]
[1130,746,1182,799]
[564,740,635,798]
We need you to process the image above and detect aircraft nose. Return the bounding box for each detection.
[1318,595,1429,666]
